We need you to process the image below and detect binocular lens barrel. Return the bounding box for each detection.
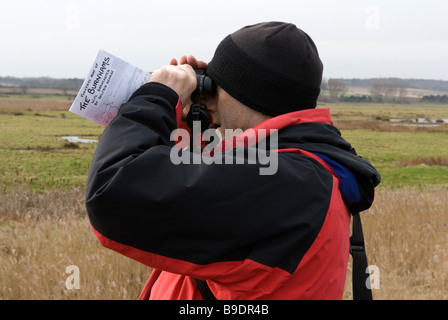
[195,70,216,97]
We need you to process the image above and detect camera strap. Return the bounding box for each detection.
[194,279,217,301]
[350,212,373,300]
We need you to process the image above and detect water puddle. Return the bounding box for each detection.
[389,118,448,127]
[61,136,98,143]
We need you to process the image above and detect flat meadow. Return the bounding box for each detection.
[0,94,447,299]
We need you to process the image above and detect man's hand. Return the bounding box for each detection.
[149,55,207,109]
[149,64,196,108]
[170,55,208,70]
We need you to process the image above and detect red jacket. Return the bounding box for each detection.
[86,83,380,300]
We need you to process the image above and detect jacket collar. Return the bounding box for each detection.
[207,108,333,155]
[253,108,333,132]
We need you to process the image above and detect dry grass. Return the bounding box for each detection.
[334,119,448,133]
[0,96,72,112]
[1,186,447,300]
[0,188,150,300]
[344,186,448,300]
[395,157,448,167]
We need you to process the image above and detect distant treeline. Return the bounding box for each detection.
[340,78,448,93]
[1,76,448,104]
[421,95,448,103]
[0,76,83,90]
[320,77,448,104]
[2,76,448,92]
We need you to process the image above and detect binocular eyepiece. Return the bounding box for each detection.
[194,69,216,98]
[186,69,216,135]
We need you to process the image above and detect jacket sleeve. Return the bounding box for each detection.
[85,82,333,282]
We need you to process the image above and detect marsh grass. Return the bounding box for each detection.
[1,96,448,300]
[0,95,72,112]
[1,186,447,300]
[395,157,448,167]
[344,186,448,300]
[0,104,103,193]
[326,102,448,120]
[1,97,447,191]
[0,188,150,300]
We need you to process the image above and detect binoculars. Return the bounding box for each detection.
[194,69,216,98]
[186,70,216,133]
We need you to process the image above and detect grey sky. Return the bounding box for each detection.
[1,0,447,80]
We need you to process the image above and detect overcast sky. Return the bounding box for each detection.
[1,0,447,80]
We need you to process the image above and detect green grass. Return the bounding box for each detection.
[378,166,448,188]
[327,102,448,120]
[0,109,103,192]
[1,95,447,191]
[341,130,448,165]
[326,102,448,188]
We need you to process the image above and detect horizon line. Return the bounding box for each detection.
[1,75,448,82]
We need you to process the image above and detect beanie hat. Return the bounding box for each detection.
[207,21,323,117]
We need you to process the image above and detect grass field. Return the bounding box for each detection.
[1,94,447,300]
[0,96,102,192]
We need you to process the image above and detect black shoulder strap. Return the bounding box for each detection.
[350,213,373,300]
[194,278,217,300]
[195,213,372,301]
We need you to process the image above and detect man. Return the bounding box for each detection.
[85,21,381,300]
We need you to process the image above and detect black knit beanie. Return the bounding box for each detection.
[207,22,323,117]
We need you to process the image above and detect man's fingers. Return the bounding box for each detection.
[186,55,198,67]
[178,55,208,69]
[179,56,189,65]
[196,60,208,69]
